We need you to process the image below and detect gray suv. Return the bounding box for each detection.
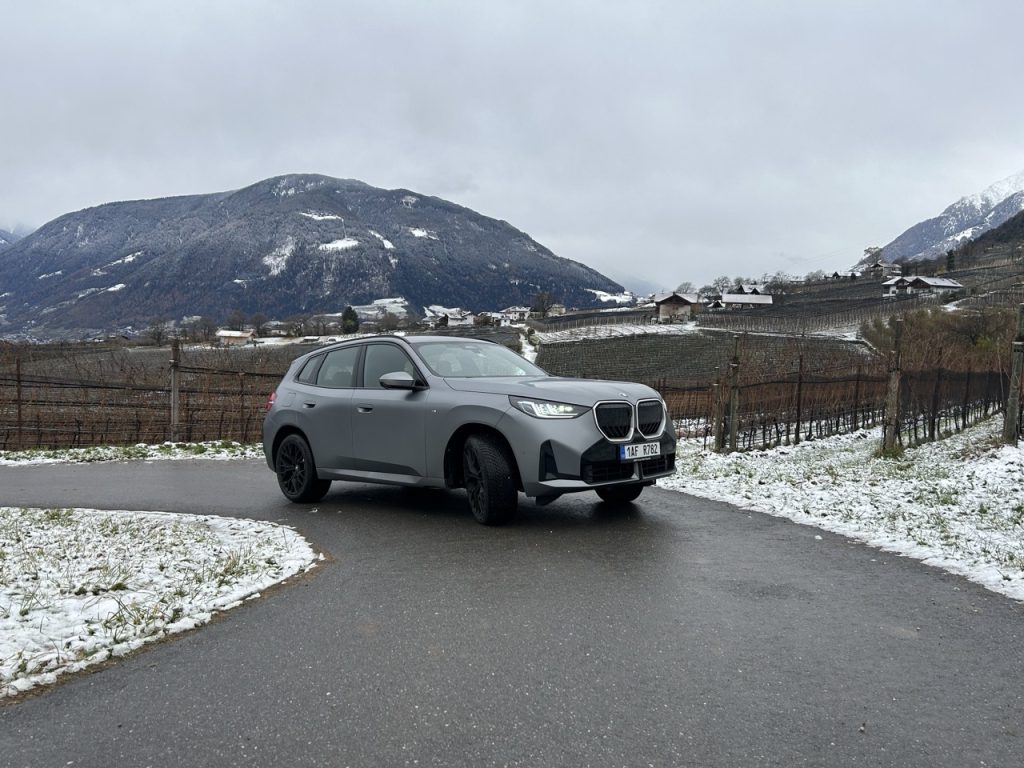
[262,335,676,524]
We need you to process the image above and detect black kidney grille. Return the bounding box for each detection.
[637,400,665,437]
[595,402,633,440]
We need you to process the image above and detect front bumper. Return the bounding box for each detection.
[497,407,676,497]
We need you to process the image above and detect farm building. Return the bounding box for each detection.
[653,292,700,322]
[882,276,964,298]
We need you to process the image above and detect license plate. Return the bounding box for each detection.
[619,442,661,461]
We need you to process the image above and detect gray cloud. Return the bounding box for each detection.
[3,0,1024,292]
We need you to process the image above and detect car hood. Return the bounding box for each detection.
[442,376,659,405]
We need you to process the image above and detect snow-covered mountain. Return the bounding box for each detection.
[0,174,624,338]
[0,229,21,250]
[881,169,1024,263]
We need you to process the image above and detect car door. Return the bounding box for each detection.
[298,345,360,471]
[350,342,429,479]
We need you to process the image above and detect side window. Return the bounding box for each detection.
[295,354,324,385]
[362,344,417,389]
[316,346,360,389]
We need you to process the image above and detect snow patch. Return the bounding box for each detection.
[369,230,395,250]
[106,284,126,292]
[298,211,343,221]
[318,238,360,252]
[37,271,63,280]
[586,289,636,304]
[263,238,295,276]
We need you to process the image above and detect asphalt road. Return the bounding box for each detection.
[1,459,1022,768]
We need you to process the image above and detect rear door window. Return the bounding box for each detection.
[295,354,324,385]
[316,346,361,388]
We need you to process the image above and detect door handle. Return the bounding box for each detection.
[357,405,374,413]
[302,401,317,409]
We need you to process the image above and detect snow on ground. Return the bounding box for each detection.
[534,322,700,344]
[0,440,263,467]
[368,230,395,250]
[1,506,317,697]
[585,288,636,304]
[661,417,1024,603]
[318,238,359,252]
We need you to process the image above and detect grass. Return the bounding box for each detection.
[0,506,315,697]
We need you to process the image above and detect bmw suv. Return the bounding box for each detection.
[263,335,676,524]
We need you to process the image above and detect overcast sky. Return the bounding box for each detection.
[3,0,1024,292]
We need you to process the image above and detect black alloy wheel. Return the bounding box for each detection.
[276,434,332,503]
[463,434,518,525]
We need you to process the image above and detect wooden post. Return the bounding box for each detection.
[883,319,904,453]
[170,338,180,442]
[1002,304,1024,445]
[239,372,246,442]
[15,352,23,450]
[794,354,804,446]
[852,364,861,431]
[727,335,740,453]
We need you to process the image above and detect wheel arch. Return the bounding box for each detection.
[444,424,523,492]
[270,424,313,465]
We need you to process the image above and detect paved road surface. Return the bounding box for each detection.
[1,459,1022,767]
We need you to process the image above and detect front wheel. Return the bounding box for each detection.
[463,434,518,525]
[596,484,644,505]
[275,434,331,503]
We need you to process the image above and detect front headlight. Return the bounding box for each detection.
[509,396,589,419]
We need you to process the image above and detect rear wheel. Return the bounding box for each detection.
[596,484,644,504]
[463,434,518,525]
[275,434,331,503]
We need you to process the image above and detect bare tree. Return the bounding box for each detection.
[147,318,169,346]
[250,312,268,337]
[532,290,556,318]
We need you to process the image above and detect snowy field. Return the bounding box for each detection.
[0,505,316,698]
[2,416,1022,698]
[662,417,1024,603]
[533,322,699,345]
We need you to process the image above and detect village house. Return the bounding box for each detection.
[653,292,700,322]
[882,276,964,298]
[215,329,254,346]
[717,293,774,309]
[866,260,903,279]
[501,306,532,323]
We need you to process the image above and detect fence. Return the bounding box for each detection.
[656,363,1015,453]
[0,333,1020,453]
[0,344,285,451]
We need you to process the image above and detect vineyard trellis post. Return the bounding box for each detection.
[883,318,904,453]
[15,351,24,449]
[170,337,181,442]
[1003,303,1024,446]
[794,354,804,446]
[727,335,740,453]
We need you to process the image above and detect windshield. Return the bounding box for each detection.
[414,340,545,378]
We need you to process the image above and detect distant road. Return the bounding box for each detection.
[2,460,1022,768]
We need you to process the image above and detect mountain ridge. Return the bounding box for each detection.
[0,174,623,338]
[880,169,1024,263]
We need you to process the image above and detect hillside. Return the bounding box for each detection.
[0,174,623,339]
[880,169,1024,263]
[0,229,20,250]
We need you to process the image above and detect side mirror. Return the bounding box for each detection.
[379,371,421,390]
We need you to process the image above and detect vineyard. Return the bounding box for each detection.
[0,342,303,450]
[1,314,1020,453]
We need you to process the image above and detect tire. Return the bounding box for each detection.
[596,484,644,504]
[275,434,331,503]
[463,434,518,525]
